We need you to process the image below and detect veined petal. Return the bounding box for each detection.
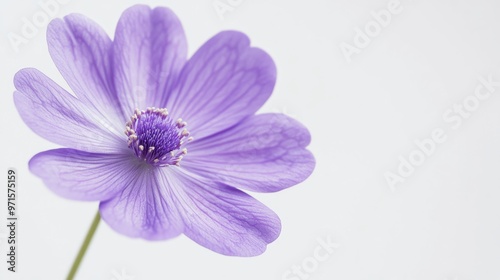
[99,166,183,240]
[183,113,315,192]
[170,169,281,256]
[47,14,124,126]
[30,149,137,201]
[113,5,187,114]
[13,68,124,153]
[166,31,277,139]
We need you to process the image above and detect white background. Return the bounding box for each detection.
[1,0,500,279]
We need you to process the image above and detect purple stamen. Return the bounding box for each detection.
[125,107,192,166]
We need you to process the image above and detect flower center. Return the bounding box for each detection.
[125,107,193,166]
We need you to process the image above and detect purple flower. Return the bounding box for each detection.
[14,5,314,256]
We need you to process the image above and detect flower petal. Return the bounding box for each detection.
[14,68,125,153]
[47,14,124,126]
[170,169,281,256]
[99,166,183,240]
[183,114,315,192]
[166,31,277,139]
[30,149,137,201]
[113,5,187,114]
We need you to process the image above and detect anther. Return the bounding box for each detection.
[125,107,193,167]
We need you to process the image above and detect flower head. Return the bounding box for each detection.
[14,5,315,256]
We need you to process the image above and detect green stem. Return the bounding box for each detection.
[66,211,101,280]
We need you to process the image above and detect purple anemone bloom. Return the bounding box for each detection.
[14,5,315,256]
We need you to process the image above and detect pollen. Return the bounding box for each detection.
[125,108,192,167]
